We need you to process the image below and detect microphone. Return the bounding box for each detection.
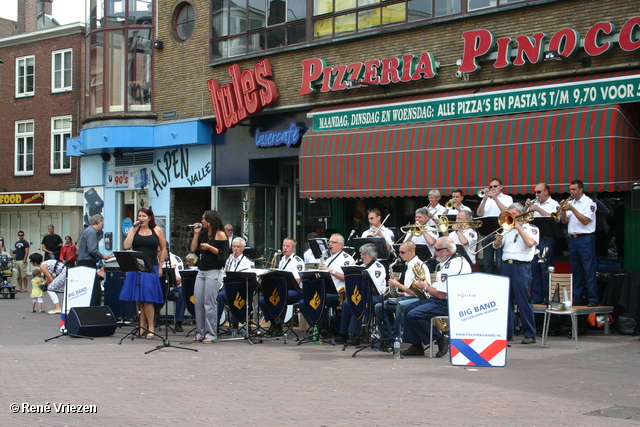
[187,223,203,228]
[132,221,141,227]
[347,229,356,242]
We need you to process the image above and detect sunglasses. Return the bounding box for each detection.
[535,190,543,194]
[399,250,407,254]
[18,234,24,237]
[434,247,447,252]
[489,185,499,188]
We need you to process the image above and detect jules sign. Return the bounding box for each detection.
[207,59,278,135]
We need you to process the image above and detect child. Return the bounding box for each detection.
[30,269,45,313]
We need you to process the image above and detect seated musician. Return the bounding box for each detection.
[217,237,255,331]
[362,208,394,250]
[337,243,386,345]
[303,232,321,265]
[425,189,446,226]
[298,233,354,332]
[446,188,473,215]
[442,210,478,266]
[374,241,430,347]
[402,237,472,358]
[259,237,304,337]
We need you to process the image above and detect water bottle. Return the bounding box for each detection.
[393,338,402,359]
[313,325,319,344]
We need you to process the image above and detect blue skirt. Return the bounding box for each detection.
[119,265,165,304]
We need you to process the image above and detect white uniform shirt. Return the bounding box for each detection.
[279,254,305,281]
[482,193,513,217]
[403,256,431,288]
[223,254,255,278]
[447,204,472,215]
[531,198,560,218]
[303,248,319,264]
[450,228,478,265]
[362,225,394,247]
[427,204,447,226]
[365,260,387,295]
[404,228,438,255]
[324,250,355,290]
[496,224,540,262]
[566,195,597,234]
[433,255,472,294]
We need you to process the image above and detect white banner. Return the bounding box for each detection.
[448,273,509,367]
[59,267,96,331]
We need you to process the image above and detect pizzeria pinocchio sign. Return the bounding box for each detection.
[0,192,44,205]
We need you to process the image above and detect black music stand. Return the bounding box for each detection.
[308,238,329,259]
[298,270,337,346]
[115,251,158,346]
[474,216,501,249]
[260,270,301,342]
[146,259,197,354]
[455,244,474,267]
[352,270,386,357]
[219,270,260,345]
[353,237,389,260]
[532,217,563,238]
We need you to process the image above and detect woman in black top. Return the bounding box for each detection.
[190,210,228,343]
[119,207,167,338]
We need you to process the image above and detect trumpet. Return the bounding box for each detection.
[525,196,539,209]
[550,196,574,220]
[445,200,456,210]
[469,211,534,255]
[477,188,486,198]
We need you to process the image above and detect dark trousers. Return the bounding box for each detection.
[569,233,598,304]
[530,236,556,303]
[502,262,536,339]
[77,260,101,306]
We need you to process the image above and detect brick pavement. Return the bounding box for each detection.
[1,292,639,426]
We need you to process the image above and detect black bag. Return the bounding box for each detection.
[617,315,638,335]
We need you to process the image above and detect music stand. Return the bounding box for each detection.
[474,216,500,249]
[115,251,158,345]
[455,244,474,268]
[298,270,337,345]
[532,217,563,238]
[146,258,197,354]
[308,238,329,259]
[260,270,301,341]
[352,270,385,357]
[353,237,389,260]
[219,270,260,345]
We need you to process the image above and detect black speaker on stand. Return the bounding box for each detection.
[66,306,118,337]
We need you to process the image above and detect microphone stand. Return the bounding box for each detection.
[146,258,197,354]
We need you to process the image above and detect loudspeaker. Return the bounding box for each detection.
[66,306,117,337]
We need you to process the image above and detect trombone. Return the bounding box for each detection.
[469,211,534,255]
[437,216,483,233]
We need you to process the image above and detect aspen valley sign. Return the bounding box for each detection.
[299,17,640,94]
[207,59,278,134]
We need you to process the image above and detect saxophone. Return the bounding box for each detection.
[408,262,430,300]
[381,257,401,298]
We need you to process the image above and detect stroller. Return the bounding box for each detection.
[0,255,16,299]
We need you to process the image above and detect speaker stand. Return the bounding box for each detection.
[45,331,93,342]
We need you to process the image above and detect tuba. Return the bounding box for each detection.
[408,263,430,300]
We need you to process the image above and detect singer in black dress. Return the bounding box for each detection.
[119,207,167,338]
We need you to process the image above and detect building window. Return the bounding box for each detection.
[16,56,35,97]
[51,117,72,173]
[15,121,34,175]
[52,49,73,92]
[175,2,195,40]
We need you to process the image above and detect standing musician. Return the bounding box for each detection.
[525,182,560,303]
[493,203,539,344]
[217,237,255,329]
[446,189,473,215]
[560,180,598,307]
[338,243,386,345]
[298,233,355,329]
[404,207,438,270]
[476,178,513,274]
[374,241,429,346]
[401,237,472,357]
[362,208,394,250]
[259,237,304,337]
[424,189,446,226]
[443,210,478,266]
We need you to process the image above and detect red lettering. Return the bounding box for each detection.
[228,64,248,122]
[330,65,348,91]
[619,16,640,52]
[493,37,513,68]
[363,60,381,85]
[411,52,436,80]
[218,84,238,130]
[400,54,415,82]
[459,30,495,73]
[548,28,580,57]
[241,69,259,114]
[299,58,325,95]
[207,79,227,134]
[254,59,278,106]
[379,57,401,85]
[583,22,614,56]
[513,33,547,66]
[346,62,364,84]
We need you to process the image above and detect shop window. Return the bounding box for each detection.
[52,49,73,92]
[175,2,195,40]
[15,121,34,176]
[16,56,35,97]
[51,117,72,174]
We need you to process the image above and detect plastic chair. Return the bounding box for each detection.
[540,269,578,348]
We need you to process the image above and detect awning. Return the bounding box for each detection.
[299,103,640,198]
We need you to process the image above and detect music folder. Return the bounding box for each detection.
[308,238,329,259]
[475,216,500,237]
[353,237,389,260]
[531,217,563,238]
[299,270,338,295]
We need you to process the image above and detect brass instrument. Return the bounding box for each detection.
[550,195,574,220]
[382,257,401,298]
[437,216,483,233]
[401,222,430,237]
[469,211,535,255]
[477,188,486,198]
[338,286,346,304]
[525,196,539,209]
[445,200,455,210]
[267,249,281,269]
[408,262,430,300]
[434,317,449,332]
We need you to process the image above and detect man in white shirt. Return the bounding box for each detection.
[525,182,560,303]
[217,237,255,328]
[424,189,447,227]
[404,207,438,271]
[362,208,394,250]
[494,203,539,344]
[561,180,598,307]
[444,210,478,266]
[446,188,473,215]
[476,178,513,274]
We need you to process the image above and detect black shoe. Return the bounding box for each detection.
[587,301,598,307]
[175,322,183,332]
[266,323,283,337]
[335,334,349,344]
[401,344,425,357]
[435,335,449,358]
[346,333,361,346]
[521,337,536,344]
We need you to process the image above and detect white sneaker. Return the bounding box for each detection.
[48,309,61,315]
